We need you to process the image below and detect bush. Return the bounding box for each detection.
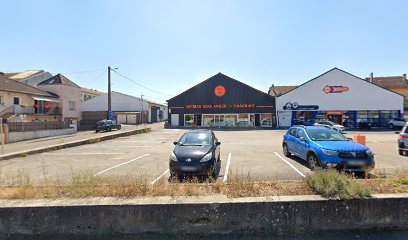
[306,169,371,200]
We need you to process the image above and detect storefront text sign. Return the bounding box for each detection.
[185,104,256,109]
[323,85,350,94]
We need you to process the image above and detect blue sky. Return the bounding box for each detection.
[1,0,407,103]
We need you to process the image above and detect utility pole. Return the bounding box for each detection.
[107,66,111,120]
[0,118,4,155]
[140,94,146,128]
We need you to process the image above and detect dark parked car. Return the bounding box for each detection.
[95,120,121,132]
[169,130,221,179]
[358,120,372,129]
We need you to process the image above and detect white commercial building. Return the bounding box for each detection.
[81,91,168,123]
[275,68,404,128]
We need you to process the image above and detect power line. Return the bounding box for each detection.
[83,70,107,87]
[58,68,106,74]
[111,69,173,97]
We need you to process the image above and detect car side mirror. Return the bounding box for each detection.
[299,137,306,142]
[216,141,221,146]
[173,141,178,145]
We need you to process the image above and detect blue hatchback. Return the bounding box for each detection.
[282,126,375,174]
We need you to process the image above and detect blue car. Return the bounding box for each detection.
[282,126,375,175]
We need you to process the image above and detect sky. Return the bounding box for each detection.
[1,0,408,103]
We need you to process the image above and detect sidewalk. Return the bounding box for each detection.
[0,123,164,159]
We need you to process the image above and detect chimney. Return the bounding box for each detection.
[403,73,407,83]
[370,72,374,83]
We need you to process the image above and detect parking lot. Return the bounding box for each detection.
[0,127,407,185]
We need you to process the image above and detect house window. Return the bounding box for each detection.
[13,97,20,105]
[69,101,76,110]
[0,96,4,105]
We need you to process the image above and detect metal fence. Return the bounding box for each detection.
[8,121,71,132]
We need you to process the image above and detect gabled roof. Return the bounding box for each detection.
[0,75,57,97]
[6,70,43,80]
[268,85,298,97]
[38,74,80,88]
[80,88,104,95]
[365,76,408,89]
[167,72,272,102]
[276,68,405,98]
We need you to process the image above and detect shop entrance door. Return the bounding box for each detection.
[326,112,343,125]
[194,114,202,126]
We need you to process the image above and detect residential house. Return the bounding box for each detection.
[5,71,82,121]
[37,74,82,121]
[81,88,103,102]
[0,74,61,122]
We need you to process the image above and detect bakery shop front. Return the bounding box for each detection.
[167,73,276,128]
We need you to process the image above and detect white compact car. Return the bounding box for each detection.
[388,118,407,129]
[315,121,345,132]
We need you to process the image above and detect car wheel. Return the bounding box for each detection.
[118,125,122,130]
[389,123,394,129]
[399,149,404,156]
[307,153,320,170]
[283,143,291,157]
[209,160,217,180]
[95,130,99,133]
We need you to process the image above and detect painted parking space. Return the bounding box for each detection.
[0,128,407,185]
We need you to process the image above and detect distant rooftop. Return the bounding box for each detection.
[0,75,56,97]
[7,70,44,80]
[365,74,408,89]
[38,74,80,88]
[268,85,298,97]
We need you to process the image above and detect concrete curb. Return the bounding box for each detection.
[0,128,151,160]
[0,194,407,237]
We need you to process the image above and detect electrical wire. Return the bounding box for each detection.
[83,70,107,87]
[59,68,106,74]
[111,69,173,97]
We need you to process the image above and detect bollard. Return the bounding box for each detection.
[353,135,366,146]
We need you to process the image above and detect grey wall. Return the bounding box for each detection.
[0,196,407,238]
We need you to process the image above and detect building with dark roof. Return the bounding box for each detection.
[167,73,276,128]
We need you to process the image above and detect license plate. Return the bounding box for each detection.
[348,160,366,166]
[181,166,197,171]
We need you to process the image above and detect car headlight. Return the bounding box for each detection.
[321,148,339,156]
[200,152,213,162]
[366,150,374,156]
[170,152,178,162]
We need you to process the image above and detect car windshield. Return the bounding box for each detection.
[178,132,212,146]
[96,121,106,126]
[306,129,348,141]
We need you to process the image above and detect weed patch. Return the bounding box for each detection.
[306,169,371,200]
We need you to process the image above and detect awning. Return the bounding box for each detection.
[32,96,60,103]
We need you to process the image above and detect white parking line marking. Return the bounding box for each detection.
[274,152,306,178]
[223,153,232,183]
[150,169,170,184]
[94,154,150,176]
[43,152,127,156]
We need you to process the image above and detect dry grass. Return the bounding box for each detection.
[0,169,408,200]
